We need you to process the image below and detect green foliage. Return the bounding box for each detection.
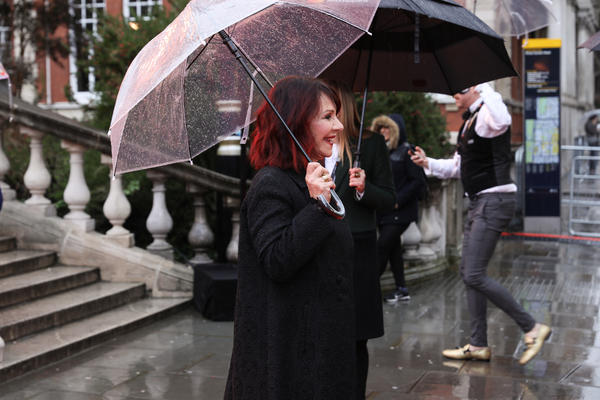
[357,91,452,159]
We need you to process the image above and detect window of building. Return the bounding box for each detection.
[123,0,162,22]
[70,0,105,102]
[0,24,9,65]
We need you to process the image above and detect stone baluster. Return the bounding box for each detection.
[20,126,55,216]
[61,140,95,231]
[417,203,438,261]
[146,170,173,260]
[100,154,134,247]
[187,182,214,264]
[402,221,423,260]
[225,196,240,263]
[0,122,15,202]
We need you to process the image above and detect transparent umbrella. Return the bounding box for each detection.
[109,0,380,178]
[494,0,558,38]
[578,30,600,52]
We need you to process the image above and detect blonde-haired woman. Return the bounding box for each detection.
[372,113,427,303]
[324,80,396,400]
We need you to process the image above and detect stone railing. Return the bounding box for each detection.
[0,94,247,296]
[0,92,461,295]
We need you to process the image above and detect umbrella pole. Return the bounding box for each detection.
[355,34,375,171]
[219,30,345,219]
[219,31,311,163]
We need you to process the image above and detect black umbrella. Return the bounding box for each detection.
[319,0,518,167]
[320,0,517,95]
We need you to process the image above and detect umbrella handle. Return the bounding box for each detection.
[317,189,345,219]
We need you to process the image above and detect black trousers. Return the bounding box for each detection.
[356,339,369,400]
[378,222,411,287]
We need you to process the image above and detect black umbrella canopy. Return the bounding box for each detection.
[319,0,518,95]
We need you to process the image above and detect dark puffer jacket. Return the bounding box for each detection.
[224,167,356,400]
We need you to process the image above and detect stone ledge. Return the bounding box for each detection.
[0,201,194,296]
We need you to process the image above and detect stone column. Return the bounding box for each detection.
[20,126,55,216]
[100,154,134,247]
[0,121,15,201]
[187,182,214,264]
[402,221,423,260]
[146,170,173,260]
[61,140,95,231]
[418,203,440,261]
[225,196,240,263]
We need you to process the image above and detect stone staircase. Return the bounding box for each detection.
[0,236,191,383]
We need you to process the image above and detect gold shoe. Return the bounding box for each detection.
[519,324,552,365]
[442,344,491,361]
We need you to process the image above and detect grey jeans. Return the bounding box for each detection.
[460,192,537,347]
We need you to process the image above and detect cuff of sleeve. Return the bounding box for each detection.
[355,190,365,201]
[310,197,327,214]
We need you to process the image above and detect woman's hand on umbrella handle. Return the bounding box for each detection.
[306,162,335,202]
[410,146,429,169]
[349,167,366,193]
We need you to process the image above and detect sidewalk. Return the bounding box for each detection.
[2,239,600,399]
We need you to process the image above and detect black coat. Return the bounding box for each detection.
[334,132,396,340]
[379,144,427,225]
[224,167,356,400]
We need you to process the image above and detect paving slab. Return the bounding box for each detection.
[1,239,600,399]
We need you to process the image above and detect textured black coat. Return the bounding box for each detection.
[334,132,396,340]
[379,144,427,225]
[224,167,356,400]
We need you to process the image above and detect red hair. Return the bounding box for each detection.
[249,76,341,173]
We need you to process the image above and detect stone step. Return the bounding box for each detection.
[0,237,16,254]
[0,281,146,341]
[0,297,192,383]
[0,266,100,308]
[0,250,56,279]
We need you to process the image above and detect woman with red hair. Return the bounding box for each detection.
[224,76,357,399]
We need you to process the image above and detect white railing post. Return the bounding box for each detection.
[61,140,95,231]
[146,170,173,260]
[101,154,134,247]
[226,196,240,263]
[20,126,55,216]
[186,182,214,264]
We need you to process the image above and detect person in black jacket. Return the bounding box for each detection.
[372,114,426,303]
[224,77,356,399]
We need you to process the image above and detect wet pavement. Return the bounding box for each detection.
[2,239,600,399]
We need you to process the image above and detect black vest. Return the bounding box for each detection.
[457,111,513,197]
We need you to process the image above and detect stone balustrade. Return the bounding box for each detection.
[0,94,462,295]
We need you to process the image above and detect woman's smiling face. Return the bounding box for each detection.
[309,94,343,160]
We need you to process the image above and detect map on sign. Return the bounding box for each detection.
[525,96,559,164]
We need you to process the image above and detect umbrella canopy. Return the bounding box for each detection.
[578,30,600,52]
[577,109,600,133]
[318,0,518,96]
[109,0,380,175]
[494,0,557,38]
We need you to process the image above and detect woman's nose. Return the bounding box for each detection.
[333,117,343,132]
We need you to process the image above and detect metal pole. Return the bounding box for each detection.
[219,30,345,219]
